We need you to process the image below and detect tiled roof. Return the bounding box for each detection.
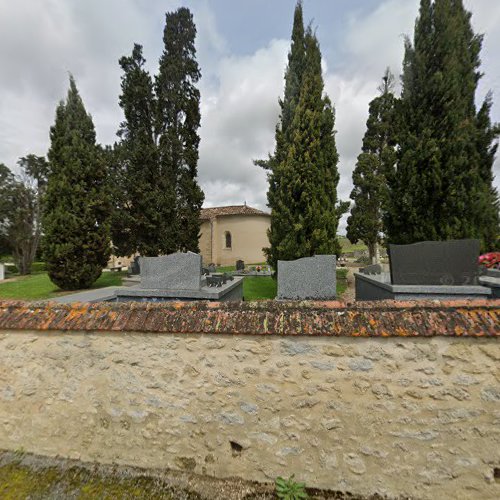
[200,205,269,220]
[0,299,498,337]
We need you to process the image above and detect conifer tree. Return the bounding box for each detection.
[263,27,346,269]
[112,44,165,257]
[156,7,204,253]
[255,1,306,270]
[346,70,397,263]
[44,76,111,290]
[387,0,499,248]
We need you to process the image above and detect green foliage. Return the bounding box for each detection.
[275,475,309,500]
[43,76,111,290]
[243,277,277,300]
[347,69,397,262]
[0,156,48,275]
[112,44,166,257]
[156,7,204,253]
[387,0,499,249]
[112,9,204,257]
[259,2,346,271]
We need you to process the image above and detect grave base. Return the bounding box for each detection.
[355,272,492,301]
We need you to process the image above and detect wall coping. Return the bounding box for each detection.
[0,299,498,337]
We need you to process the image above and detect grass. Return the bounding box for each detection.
[243,275,347,300]
[243,276,277,300]
[0,272,125,301]
[339,236,367,253]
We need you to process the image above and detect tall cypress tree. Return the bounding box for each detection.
[112,44,165,257]
[44,76,111,290]
[255,2,306,269]
[347,70,397,263]
[387,0,499,248]
[156,7,204,253]
[264,27,345,268]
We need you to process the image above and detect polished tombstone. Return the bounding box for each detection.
[389,239,480,286]
[277,255,336,300]
[355,239,492,301]
[236,260,245,271]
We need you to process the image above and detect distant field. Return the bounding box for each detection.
[339,237,367,253]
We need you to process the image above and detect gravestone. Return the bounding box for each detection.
[0,263,4,281]
[389,239,480,286]
[361,264,382,275]
[207,264,217,274]
[140,252,202,290]
[129,256,141,275]
[277,255,336,300]
[236,260,245,271]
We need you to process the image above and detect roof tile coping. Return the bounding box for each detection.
[0,299,498,337]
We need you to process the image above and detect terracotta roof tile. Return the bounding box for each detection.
[0,299,498,337]
[200,205,269,220]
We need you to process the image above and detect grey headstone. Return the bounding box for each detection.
[129,256,141,275]
[140,252,202,290]
[389,239,480,286]
[0,263,4,281]
[277,255,336,300]
[236,260,245,271]
[360,264,382,275]
[207,264,217,274]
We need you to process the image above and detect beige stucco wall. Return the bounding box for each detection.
[0,331,498,499]
[199,214,270,266]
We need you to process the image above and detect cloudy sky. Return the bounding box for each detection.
[0,0,499,233]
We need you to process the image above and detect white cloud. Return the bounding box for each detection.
[0,0,498,236]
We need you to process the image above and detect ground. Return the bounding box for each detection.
[0,268,347,301]
[0,451,389,500]
[339,237,367,254]
[0,272,125,301]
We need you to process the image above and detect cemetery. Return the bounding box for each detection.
[0,0,499,498]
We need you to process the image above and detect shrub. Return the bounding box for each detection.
[275,475,309,500]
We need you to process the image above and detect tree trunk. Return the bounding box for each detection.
[368,242,379,265]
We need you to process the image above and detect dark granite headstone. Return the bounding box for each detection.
[389,239,480,286]
[236,260,245,271]
[129,256,141,275]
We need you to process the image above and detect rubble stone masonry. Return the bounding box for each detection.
[0,300,498,499]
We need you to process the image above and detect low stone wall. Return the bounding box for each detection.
[0,300,499,499]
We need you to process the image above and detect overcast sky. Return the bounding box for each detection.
[0,0,499,233]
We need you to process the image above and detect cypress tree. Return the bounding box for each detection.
[112,44,164,257]
[255,1,306,270]
[265,28,346,268]
[387,0,499,248]
[475,93,500,250]
[44,76,111,290]
[346,70,397,263]
[156,7,204,253]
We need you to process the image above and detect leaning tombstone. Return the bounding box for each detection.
[277,255,336,300]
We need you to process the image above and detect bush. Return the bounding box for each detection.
[275,475,308,500]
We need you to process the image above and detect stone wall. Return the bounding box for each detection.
[0,327,499,499]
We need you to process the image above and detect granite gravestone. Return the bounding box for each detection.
[140,252,202,290]
[0,263,4,281]
[389,239,480,286]
[236,260,245,271]
[361,264,382,275]
[277,255,336,300]
[129,256,141,275]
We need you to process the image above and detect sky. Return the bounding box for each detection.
[0,0,499,233]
